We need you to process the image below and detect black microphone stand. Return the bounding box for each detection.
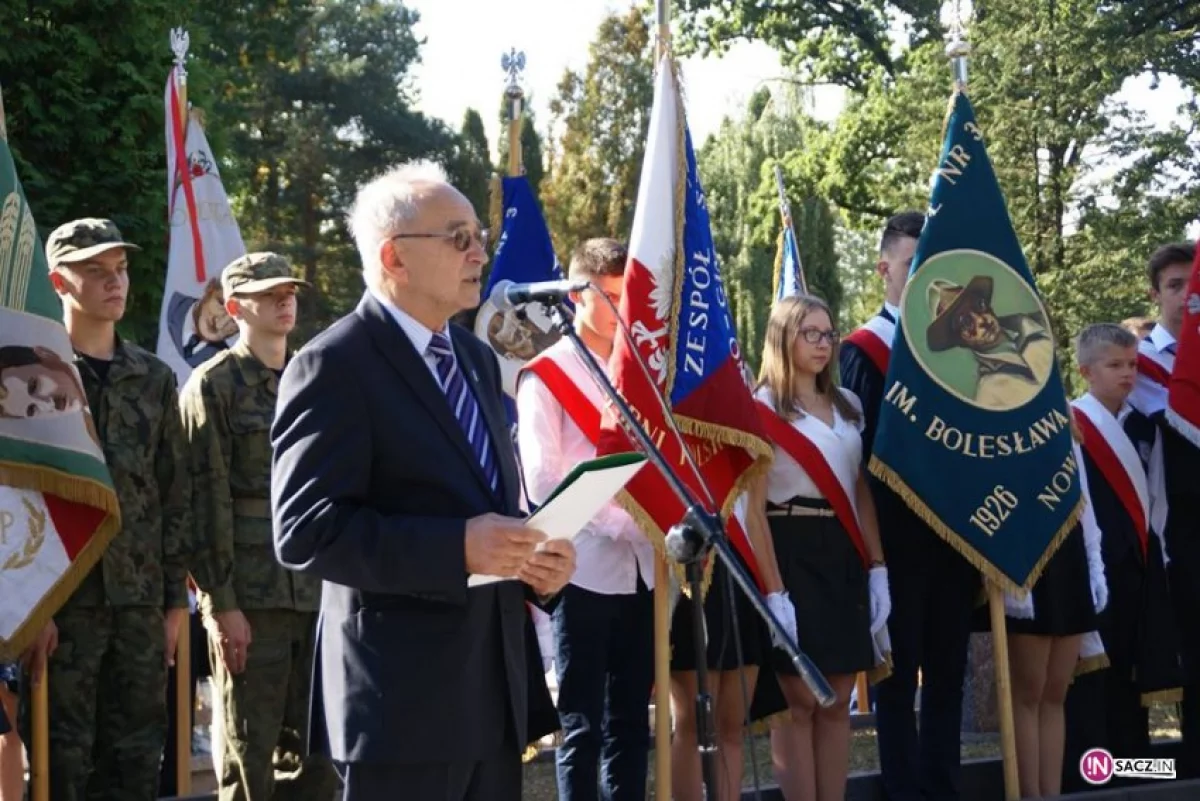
[539,299,834,801]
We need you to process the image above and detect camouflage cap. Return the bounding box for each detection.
[46,218,141,267]
[221,252,310,298]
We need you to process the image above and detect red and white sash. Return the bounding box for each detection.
[1132,337,1174,418]
[521,354,601,446]
[755,400,869,567]
[844,314,895,377]
[1071,394,1150,559]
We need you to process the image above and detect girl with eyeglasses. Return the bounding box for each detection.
[746,294,892,801]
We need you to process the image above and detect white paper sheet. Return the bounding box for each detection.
[468,456,647,586]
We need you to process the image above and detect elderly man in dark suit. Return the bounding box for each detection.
[270,160,576,801]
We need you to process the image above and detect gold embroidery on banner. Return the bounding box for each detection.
[0,191,19,305]
[2,496,47,572]
[12,202,35,306]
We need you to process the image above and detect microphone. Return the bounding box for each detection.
[489,278,589,310]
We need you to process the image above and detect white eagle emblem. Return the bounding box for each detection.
[630,249,675,387]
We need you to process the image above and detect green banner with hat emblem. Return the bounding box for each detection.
[869,89,1082,595]
[0,88,121,660]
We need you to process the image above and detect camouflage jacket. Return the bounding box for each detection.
[69,338,192,609]
[180,340,320,613]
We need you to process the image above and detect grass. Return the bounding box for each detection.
[521,703,1183,800]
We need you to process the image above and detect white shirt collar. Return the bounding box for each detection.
[1085,391,1133,423]
[884,301,901,320]
[1150,322,1177,353]
[368,286,449,356]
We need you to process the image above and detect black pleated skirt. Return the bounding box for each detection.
[768,501,875,676]
[670,549,769,673]
[1006,522,1098,637]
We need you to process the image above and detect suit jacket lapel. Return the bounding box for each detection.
[454,334,519,511]
[356,294,492,496]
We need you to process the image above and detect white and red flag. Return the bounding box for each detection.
[595,52,772,593]
[156,34,246,385]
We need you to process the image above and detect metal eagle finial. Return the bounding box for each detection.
[501,48,526,95]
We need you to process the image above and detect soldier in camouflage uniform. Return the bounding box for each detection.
[32,219,192,801]
[181,253,337,801]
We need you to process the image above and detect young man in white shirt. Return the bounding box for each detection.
[516,238,655,801]
[1128,241,1199,777]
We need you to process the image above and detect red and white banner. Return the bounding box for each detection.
[155,62,246,386]
[595,53,772,593]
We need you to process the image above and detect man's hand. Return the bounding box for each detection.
[518,539,576,598]
[465,513,545,577]
[164,608,189,668]
[20,620,59,686]
[205,609,252,675]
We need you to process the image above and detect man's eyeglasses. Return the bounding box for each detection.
[798,327,840,345]
[392,228,488,253]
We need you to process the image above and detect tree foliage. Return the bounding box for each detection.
[540,7,654,258]
[0,0,204,345]
[679,0,1200,387]
[195,0,460,342]
[698,86,843,371]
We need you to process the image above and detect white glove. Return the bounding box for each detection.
[532,608,555,674]
[766,591,798,649]
[868,566,891,635]
[1091,572,1109,614]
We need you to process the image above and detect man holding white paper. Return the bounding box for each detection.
[516,238,656,801]
[271,162,575,801]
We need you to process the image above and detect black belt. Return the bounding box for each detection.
[766,496,835,518]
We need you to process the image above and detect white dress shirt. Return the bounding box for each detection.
[515,339,655,595]
[883,300,900,321]
[369,286,448,381]
[755,386,866,506]
[1129,322,1176,417]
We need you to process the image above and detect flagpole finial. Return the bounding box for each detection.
[501,48,526,98]
[170,27,190,73]
[945,4,970,89]
[501,48,526,176]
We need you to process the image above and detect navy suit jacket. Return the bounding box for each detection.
[271,291,540,765]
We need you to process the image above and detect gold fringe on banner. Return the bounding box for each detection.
[1074,654,1110,678]
[867,651,894,685]
[867,455,1083,599]
[0,464,121,661]
[1141,687,1183,708]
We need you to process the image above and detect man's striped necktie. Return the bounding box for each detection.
[428,332,500,493]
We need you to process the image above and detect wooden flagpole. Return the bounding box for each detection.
[1,79,51,801]
[945,14,1018,800]
[169,28,194,796]
[772,164,808,294]
[653,1,673,795]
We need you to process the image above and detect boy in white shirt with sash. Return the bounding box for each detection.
[1128,242,1199,776]
[1062,323,1181,791]
[515,238,656,801]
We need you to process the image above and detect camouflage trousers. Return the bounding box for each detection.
[23,605,167,801]
[210,609,337,801]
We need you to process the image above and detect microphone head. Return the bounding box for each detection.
[489,279,516,311]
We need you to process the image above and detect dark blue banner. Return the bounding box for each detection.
[869,91,1082,593]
